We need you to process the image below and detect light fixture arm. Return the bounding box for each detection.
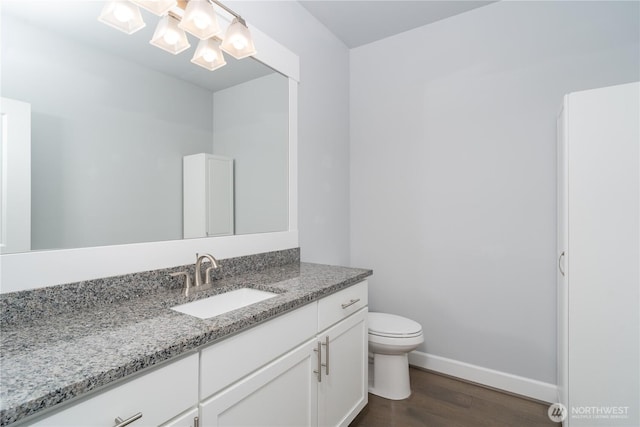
[209,0,247,26]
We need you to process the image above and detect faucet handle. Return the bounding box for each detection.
[170,271,192,296]
[204,266,217,285]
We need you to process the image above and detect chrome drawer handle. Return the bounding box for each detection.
[322,335,329,375]
[558,251,566,277]
[313,341,322,382]
[114,412,142,427]
[341,298,360,309]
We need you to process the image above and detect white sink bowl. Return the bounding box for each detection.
[171,287,278,319]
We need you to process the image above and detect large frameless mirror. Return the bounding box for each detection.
[1,0,289,255]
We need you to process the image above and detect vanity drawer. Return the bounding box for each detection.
[318,280,368,332]
[200,303,317,399]
[28,353,198,427]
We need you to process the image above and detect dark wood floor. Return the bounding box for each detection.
[350,368,560,427]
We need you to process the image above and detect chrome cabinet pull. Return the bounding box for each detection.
[194,416,200,427]
[322,336,330,375]
[114,412,142,427]
[341,298,360,309]
[313,341,322,382]
[558,251,566,277]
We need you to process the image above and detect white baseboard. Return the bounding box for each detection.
[408,351,558,403]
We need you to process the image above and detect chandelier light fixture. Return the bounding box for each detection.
[98,0,256,71]
[98,1,146,34]
[150,14,190,54]
[179,0,221,40]
[220,17,256,59]
[191,39,226,71]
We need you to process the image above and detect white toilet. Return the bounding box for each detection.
[368,312,424,400]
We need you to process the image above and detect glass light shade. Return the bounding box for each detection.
[98,1,146,35]
[220,18,256,59]
[191,39,226,71]
[150,15,190,55]
[179,0,221,40]
[130,0,177,16]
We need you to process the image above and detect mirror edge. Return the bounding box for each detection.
[0,16,300,293]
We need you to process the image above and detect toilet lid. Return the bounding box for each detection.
[368,312,423,338]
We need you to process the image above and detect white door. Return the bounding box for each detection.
[317,308,368,427]
[200,339,318,427]
[566,82,639,426]
[0,97,31,254]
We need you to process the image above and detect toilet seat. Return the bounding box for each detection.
[368,312,422,338]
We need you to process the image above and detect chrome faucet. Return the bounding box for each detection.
[195,253,220,287]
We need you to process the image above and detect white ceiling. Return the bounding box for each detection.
[299,0,496,48]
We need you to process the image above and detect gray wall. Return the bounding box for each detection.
[350,0,639,384]
[213,73,289,235]
[227,1,352,265]
[2,16,213,250]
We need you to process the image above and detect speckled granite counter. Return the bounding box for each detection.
[0,261,372,426]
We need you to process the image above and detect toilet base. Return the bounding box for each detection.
[368,353,411,400]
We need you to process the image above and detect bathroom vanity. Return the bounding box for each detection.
[0,258,372,427]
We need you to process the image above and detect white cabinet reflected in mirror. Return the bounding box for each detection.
[183,153,235,238]
[0,98,32,254]
[0,0,289,255]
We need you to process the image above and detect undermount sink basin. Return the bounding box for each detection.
[171,288,278,319]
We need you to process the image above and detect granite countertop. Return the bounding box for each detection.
[0,262,372,426]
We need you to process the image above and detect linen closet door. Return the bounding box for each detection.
[559,81,639,426]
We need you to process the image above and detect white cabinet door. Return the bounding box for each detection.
[317,308,368,427]
[206,156,234,237]
[183,153,234,238]
[559,82,639,426]
[0,97,31,254]
[200,339,318,427]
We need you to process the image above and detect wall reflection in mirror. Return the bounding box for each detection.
[0,0,289,254]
